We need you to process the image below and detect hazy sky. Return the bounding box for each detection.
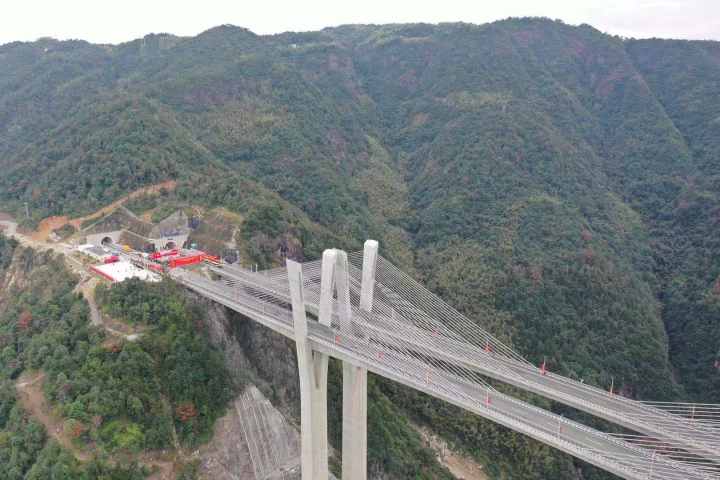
[1,0,718,45]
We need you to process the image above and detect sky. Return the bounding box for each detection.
[1,0,718,45]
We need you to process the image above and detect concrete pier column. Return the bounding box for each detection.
[342,364,368,479]
[342,240,378,480]
[288,260,329,480]
[318,249,338,327]
[334,250,353,333]
[359,240,378,312]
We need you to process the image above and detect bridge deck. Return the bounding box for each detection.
[212,263,720,459]
[171,267,719,480]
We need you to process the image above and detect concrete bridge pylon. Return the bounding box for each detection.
[288,241,377,480]
[343,240,377,480]
[288,256,330,480]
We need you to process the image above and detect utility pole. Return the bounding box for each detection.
[24,202,29,219]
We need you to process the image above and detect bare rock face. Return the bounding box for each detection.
[201,298,258,382]
[231,310,302,420]
[198,295,301,420]
[1,247,36,294]
[195,294,304,479]
[236,386,301,479]
[0,247,65,315]
[194,293,343,480]
[197,392,257,479]
[198,386,302,480]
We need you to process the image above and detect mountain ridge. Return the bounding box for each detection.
[1,17,719,479]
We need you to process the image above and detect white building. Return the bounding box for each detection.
[90,261,161,283]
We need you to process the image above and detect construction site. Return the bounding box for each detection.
[0,192,503,480]
[0,202,314,480]
[39,205,223,283]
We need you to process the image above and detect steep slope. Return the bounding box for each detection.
[0,28,397,243]
[1,19,719,480]
[627,39,720,400]
[333,21,690,479]
[345,20,682,398]
[0,237,151,479]
[1,94,221,217]
[0,38,114,161]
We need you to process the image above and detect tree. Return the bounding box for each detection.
[17,311,32,331]
[175,403,198,423]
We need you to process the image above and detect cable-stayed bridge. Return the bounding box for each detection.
[168,241,720,480]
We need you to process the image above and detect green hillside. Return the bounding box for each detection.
[1,18,719,479]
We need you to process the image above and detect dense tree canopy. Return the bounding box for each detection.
[1,18,719,479]
[0,239,230,477]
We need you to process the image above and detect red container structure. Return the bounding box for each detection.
[90,265,116,282]
[150,249,179,260]
[168,253,205,269]
[104,255,120,264]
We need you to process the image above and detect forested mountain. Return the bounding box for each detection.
[1,18,719,479]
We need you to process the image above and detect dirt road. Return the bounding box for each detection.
[78,276,143,341]
[20,181,178,243]
[16,371,178,477]
[15,371,92,462]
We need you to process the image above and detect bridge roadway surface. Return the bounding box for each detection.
[208,263,720,461]
[170,266,717,480]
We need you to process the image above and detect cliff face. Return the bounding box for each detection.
[0,246,29,295]
[0,231,447,480]
[198,295,301,419]
[0,245,73,314]
[194,295,304,480]
[197,385,302,480]
[194,294,465,480]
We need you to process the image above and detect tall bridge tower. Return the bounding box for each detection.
[287,240,378,480]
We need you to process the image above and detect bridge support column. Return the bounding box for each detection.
[288,259,329,480]
[342,240,377,480]
[342,364,367,479]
